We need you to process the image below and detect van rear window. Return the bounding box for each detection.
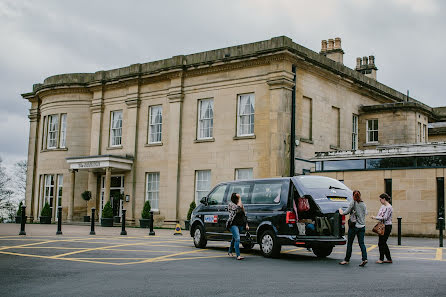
[298,176,349,190]
[251,182,282,204]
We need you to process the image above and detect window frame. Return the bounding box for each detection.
[59,114,67,148]
[197,98,214,140]
[47,114,59,149]
[195,170,211,204]
[236,93,255,137]
[352,114,358,150]
[110,110,123,147]
[366,119,379,143]
[145,172,160,211]
[235,168,253,180]
[148,105,163,144]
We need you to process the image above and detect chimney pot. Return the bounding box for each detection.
[321,40,327,52]
[328,39,334,50]
[363,56,368,65]
[369,55,375,66]
[334,37,341,50]
[356,57,362,69]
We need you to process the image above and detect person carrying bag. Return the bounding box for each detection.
[227,193,249,260]
[371,193,393,264]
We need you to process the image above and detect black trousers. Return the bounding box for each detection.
[378,225,392,261]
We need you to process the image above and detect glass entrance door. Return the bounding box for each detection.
[100,175,124,219]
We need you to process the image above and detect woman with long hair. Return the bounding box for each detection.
[371,193,393,264]
[339,190,368,267]
[227,193,249,260]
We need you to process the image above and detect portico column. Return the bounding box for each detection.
[67,169,76,221]
[87,171,97,219]
[104,167,112,204]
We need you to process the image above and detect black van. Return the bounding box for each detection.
[189,176,352,258]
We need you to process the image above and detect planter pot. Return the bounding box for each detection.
[101,218,114,227]
[184,220,190,231]
[15,216,21,224]
[40,216,51,224]
[140,218,150,228]
[83,216,90,222]
[113,216,121,223]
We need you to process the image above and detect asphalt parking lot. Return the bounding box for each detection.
[0,224,445,297]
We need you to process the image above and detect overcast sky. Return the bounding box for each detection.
[0,0,445,167]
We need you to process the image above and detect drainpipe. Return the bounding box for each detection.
[290,65,297,177]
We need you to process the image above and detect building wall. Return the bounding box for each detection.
[313,168,445,236]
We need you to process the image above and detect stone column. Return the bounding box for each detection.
[87,171,97,219]
[266,60,294,177]
[104,167,112,204]
[67,169,76,221]
[24,99,40,223]
[89,84,104,156]
[166,71,184,222]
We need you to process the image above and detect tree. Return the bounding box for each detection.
[12,160,27,200]
[0,157,14,222]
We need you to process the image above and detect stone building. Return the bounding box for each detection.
[21,36,446,232]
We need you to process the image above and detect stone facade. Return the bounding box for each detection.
[21,36,446,228]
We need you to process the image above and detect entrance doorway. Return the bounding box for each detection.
[100,175,124,219]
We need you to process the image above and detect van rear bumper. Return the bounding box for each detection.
[277,235,347,246]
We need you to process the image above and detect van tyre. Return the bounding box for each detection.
[193,224,207,248]
[242,242,255,250]
[259,230,281,258]
[312,246,333,258]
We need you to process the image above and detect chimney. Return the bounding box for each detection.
[355,55,378,80]
[320,37,344,64]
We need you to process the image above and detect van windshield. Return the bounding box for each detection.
[298,176,349,190]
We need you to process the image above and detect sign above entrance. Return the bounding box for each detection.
[66,155,133,171]
[78,161,101,168]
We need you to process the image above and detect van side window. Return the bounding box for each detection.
[228,183,252,204]
[252,182,282,204]
[207,184,227,205]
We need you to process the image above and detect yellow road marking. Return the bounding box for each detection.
[50,242,153,258]
[367,245,378,252]
[282,248,305,254]
[0,240,67,251]
[130,248,205,264]
[435,248,443,261]
[12,246,87,250]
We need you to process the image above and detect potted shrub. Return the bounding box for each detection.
[185,201,196,230]
[112,192,124,223]
[81,190,92,222]
[101,201,113,227]
[139,200,151,228]
[15,201,23,224]
[40,202,52,224]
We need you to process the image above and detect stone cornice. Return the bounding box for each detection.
[360,102,435,119]
[125,97,140,108]
[28,109,40,122]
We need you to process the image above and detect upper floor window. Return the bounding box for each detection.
[110,110,123,147]
[44,114,67,150]
[197,99,213,139]
[352,114,358,150]
[237,94,255,136]
[148,106,162,143]
[366,119,378,143]
[235,168,253,180]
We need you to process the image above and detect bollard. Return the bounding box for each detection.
[439,217,444,248]
[56,206,62,235]
[149,211,155,236]
[120,209,127,236]
[19,205,26,235]
[90,208,96,235]
[397,217,402,246]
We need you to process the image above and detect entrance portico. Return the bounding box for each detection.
[66,155,133,221]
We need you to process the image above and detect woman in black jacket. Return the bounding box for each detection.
[227,193,249,260]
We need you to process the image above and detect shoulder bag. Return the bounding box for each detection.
[372,221,385,236]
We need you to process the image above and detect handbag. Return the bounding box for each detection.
[372,221,385,236]
[298,197,310,212]
[245,231,252,244]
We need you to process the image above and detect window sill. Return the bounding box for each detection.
[300,138,313,144]
[363,142,379,147]
[107,146,123,150]
[194,138,215,143]
[233,135,256,140]
[145,142,163,147]
[40,148,68,153]
[329,145,340,150]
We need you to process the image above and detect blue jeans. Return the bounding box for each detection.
[345,226,367,261]
[228,225,243,257]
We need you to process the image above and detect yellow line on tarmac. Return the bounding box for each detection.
[435,248,443,261]
[367,245,378,252]
[0,240,65,251]
[50,242,153,258]
[153,255,228,262]
[0,250,58,259]
[130,248,205,265]
[282,248,305,254]
[13,246,87,250]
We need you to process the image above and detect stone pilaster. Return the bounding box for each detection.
[89,86,104,156]
[67,169,76,221]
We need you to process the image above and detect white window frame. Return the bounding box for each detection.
[237,94,255,136]
[352,114,358,150]
[56,175,63,218]
[145,172,160,211]
[423,124,427,143]
[148,106,162,144]
[195,170,211,204]
[47,115,59,149]
[110,110,123,147]
[235,168,253,180]
[366,119,378,143]
[197,99,214,139]
[42,174,55,217]
[59,114,67,148]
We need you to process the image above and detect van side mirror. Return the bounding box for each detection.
[200,197,208,205]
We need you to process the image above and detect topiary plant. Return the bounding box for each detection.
[41,202,51,217]
[102,201,113,218]
[187,201,196,221]
[81,190,91,201]
[16,201,23,216]
[141,200,151,219]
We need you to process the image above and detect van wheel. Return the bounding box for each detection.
[193,224,207,248]
[260,230,281,258]
[312,246,333,258]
